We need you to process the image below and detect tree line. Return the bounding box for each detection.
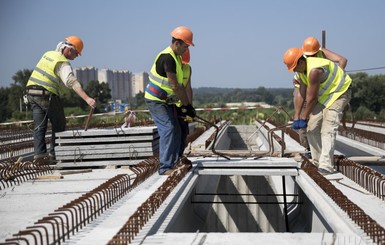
[1,70,384,123]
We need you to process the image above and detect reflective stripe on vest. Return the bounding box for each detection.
[145,82,168,100]
[306,57,352,108]
[148,72,169,86]
[26,51,68,95]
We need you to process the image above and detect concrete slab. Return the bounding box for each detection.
[0,168,136,242]
[139,233,365,245]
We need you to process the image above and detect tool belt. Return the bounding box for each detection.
[26,86,53,97]
[145,82,179,104]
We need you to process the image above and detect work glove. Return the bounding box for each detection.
[298,119,308,129]
[292,120,300,130]
[292,119,308,129]
[181,104,196,118]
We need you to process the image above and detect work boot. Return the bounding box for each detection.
[34,153,48,160]
[304,151,312,159]
[48,153,57,165]
[318,168,336,175]
[179,156,192,165]
[160,169,174,175]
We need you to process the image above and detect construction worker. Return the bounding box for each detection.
[292,36,348,157]
[176,48,193,160]
[26,36,96,161]
[283,47,352,175]
[144,26,196,175]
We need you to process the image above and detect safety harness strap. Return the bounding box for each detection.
[145,82,168,100]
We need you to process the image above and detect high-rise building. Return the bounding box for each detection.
[74,66,98,88]
[131,72,149,98]
[75,67,133,102]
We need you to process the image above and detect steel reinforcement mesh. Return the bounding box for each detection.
[301,158,385,244]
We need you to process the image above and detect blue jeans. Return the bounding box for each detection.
[145,99,181,174]
[28,94,66,158]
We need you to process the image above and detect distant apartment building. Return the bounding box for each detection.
[99,69,131,102]
[75,67,145,102]
[131,72,149,98]
[74,66,98,88]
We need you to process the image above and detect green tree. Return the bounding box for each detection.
[130,91,145,109]
[85,80,112,113]
[354,106,376,121]
[12,69,32,88]
[61,89,82,108]
[0,87,11,122]
[6,69,33,120]
[350,73,385,114]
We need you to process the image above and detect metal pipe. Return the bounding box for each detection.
[322,30,326,48]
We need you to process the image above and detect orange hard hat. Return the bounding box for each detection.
[65,36,84,55]
[283,47,303,72]
[181,48,190,64]
[302,36,320,56]
[170,26,194,46]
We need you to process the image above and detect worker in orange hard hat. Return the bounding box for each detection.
[26,36,96,162]
[302,36,347,68]
[291,37,348,158]
[65,36,84,56]
[144,26,196,175]
[283,47,352,175]
[170,26,194,46]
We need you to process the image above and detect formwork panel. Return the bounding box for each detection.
[55,126,159,167]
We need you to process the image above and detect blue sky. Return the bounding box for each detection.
[1,0,385,89]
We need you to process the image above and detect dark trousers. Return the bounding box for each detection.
[28,94,66,157]
[176,106,189,157]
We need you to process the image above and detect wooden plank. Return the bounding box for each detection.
[59,169,93,175]
[35,175,63,180]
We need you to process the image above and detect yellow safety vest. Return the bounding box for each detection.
[293,50,324,87]
[176,63,191,107]
[144,46,183,102]
[27,51,68,95]
[302,57,352,108]
[181,64,191,87]
[293,72,307,88]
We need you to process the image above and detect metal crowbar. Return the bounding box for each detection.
[84,107,94,131]
[194,115,230,160]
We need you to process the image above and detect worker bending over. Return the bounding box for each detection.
[292,36,348,158]
[284,47,352,175]
[26,36,96,161]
